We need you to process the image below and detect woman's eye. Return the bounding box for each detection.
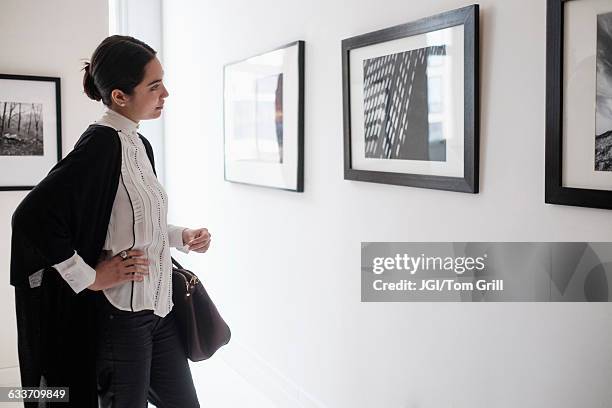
[151,85,159,91]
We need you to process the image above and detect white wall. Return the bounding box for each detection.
[162,0,612,407]
[0,0,108,386]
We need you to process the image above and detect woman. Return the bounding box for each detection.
[10,35,207,407]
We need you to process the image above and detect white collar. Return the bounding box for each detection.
[95,109,140,137]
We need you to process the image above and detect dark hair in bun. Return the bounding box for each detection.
[82,35,156,106]
[82,62,101,101]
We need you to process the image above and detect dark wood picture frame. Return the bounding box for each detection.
[0,73,62,191]
[223,40,305,192]
[545,0,612,209]
[341,5,480,193]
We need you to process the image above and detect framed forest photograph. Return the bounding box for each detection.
[0,74,61,191]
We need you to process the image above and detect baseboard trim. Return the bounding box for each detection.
[219,341,327,408]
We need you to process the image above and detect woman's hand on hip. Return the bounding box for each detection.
[182,228,212,253]
[88,249,150,291]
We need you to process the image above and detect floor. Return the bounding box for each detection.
[0,357,276,408]
[148,356,277,408]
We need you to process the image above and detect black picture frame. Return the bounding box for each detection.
[223,41,305,192]
[0,73,62,191]
[545,0,612,210]
[342,5,480,193]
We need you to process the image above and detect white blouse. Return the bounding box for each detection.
[32,109,190,318]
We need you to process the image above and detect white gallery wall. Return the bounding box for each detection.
[0,0,108,388]
[161,0,612,407]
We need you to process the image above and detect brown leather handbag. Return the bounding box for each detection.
[171,257,231,361]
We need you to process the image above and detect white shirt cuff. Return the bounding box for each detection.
[53,250,97,294]
[167,224,190,253]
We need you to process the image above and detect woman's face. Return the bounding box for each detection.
[112,57,169,122]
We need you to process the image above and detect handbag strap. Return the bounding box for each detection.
[171,256,184,270]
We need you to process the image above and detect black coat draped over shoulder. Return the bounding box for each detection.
[10,124,157,407]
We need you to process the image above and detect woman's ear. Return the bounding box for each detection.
[111,89,129,107]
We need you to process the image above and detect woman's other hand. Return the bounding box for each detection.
[182,228,212,253]
[88,249,150,291]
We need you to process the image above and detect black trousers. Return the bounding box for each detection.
[94,292,200,408]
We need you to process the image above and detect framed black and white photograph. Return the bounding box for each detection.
[224,41,304,192]
[546,0,612,209]
[342,5,479,193]
[0,74,61,191]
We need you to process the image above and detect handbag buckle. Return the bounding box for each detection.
[185,275,199,296]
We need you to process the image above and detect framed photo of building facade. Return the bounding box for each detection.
[0,74,62,191]
[546,0,612,209]
[342,5,479,193]
[224,41,305,192]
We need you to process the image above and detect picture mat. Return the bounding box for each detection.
[563,0,612,189]
[0,78,58,186]
[224,44,299,189]
[349,25,465,177]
